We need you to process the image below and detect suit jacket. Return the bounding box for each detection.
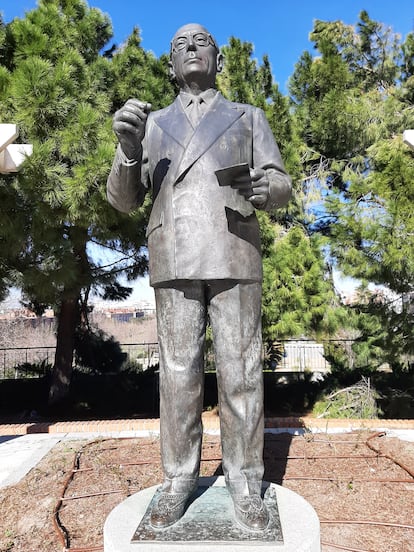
[107,92,291,287]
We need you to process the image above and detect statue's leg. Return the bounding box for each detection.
[208,280,264,493]
[208,280,268,530]
[209,283,268,530]
[155,282,206,494]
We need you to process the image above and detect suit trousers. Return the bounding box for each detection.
[155,279,264,496]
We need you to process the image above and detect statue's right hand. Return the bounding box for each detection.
[113,99,152,160]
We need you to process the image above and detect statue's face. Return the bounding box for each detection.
[170,23,222,89]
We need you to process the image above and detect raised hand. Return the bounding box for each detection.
[113,99,152,160]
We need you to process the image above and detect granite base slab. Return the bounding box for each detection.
[104,476,320,552]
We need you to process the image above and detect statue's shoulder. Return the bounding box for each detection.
[218,94,261,115]
[151,99,179,120]
[152,104,173,117]
[147,101,180,133]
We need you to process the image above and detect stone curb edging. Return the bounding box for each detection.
[1,416,414,435]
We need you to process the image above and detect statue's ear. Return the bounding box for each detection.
[168,59,176,81]
[216,52,224,73]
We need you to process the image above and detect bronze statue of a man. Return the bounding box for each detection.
[107,23,291,531]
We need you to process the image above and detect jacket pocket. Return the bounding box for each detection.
[146,211,164,238]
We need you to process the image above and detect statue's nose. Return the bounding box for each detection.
[187,36,197,51]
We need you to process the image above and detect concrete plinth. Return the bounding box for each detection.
[104,477,320,552]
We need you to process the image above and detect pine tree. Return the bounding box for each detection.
[260,218,345,341]
[0,0,116,403]
[290,11,414,369]
[0,0,172,403]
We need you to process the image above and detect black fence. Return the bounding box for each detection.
[0,342,161,379]
[0,339,341,379]
[0,346,56,378]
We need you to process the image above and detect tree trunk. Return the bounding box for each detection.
[48,295,79,405]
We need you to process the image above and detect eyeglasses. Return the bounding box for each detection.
[171,32,217,53]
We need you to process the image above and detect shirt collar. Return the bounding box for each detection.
[179,88,218,109]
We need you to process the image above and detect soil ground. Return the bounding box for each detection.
[0,429,413,552]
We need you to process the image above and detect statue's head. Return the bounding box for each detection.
[169,23,223,90]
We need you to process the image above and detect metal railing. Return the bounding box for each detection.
[272,340,332,373]
[0,339,361,380]
[120,342,159,370]
[0,346,55,378]
[0,343,160,379]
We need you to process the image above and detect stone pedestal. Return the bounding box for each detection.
[104,477,320,552]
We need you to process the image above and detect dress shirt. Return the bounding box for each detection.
[179,88,218,126]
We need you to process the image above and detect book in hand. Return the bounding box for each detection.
[215,163,251,187]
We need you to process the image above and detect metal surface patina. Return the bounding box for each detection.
[131,484,283,544]
[107,22,292,532]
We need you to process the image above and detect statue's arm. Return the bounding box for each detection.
[107,142,149,213]
[252,107,292,211]
[106,99,151,213]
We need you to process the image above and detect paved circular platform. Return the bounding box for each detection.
[104,476,320,552]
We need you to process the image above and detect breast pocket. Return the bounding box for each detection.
[216,126,253,166]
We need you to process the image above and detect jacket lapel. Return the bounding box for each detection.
[153,97,193,149]
[174,94,245,182]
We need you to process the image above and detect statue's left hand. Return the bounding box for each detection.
[231,168,269,208]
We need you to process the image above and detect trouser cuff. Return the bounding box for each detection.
[161,477,198,493]
[226,478,262,496]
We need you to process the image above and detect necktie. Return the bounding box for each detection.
[189,96,203,127]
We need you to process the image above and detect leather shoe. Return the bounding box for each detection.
[150,489,194,529]
[232,494,269,531]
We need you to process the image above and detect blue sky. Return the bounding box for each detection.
[1,0,414,93]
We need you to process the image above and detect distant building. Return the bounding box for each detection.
[0,307,38,320]
[92,303,156,321]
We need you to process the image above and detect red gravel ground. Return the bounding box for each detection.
[0,430,413,552]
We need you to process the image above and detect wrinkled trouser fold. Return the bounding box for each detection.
[155,280,264,496]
